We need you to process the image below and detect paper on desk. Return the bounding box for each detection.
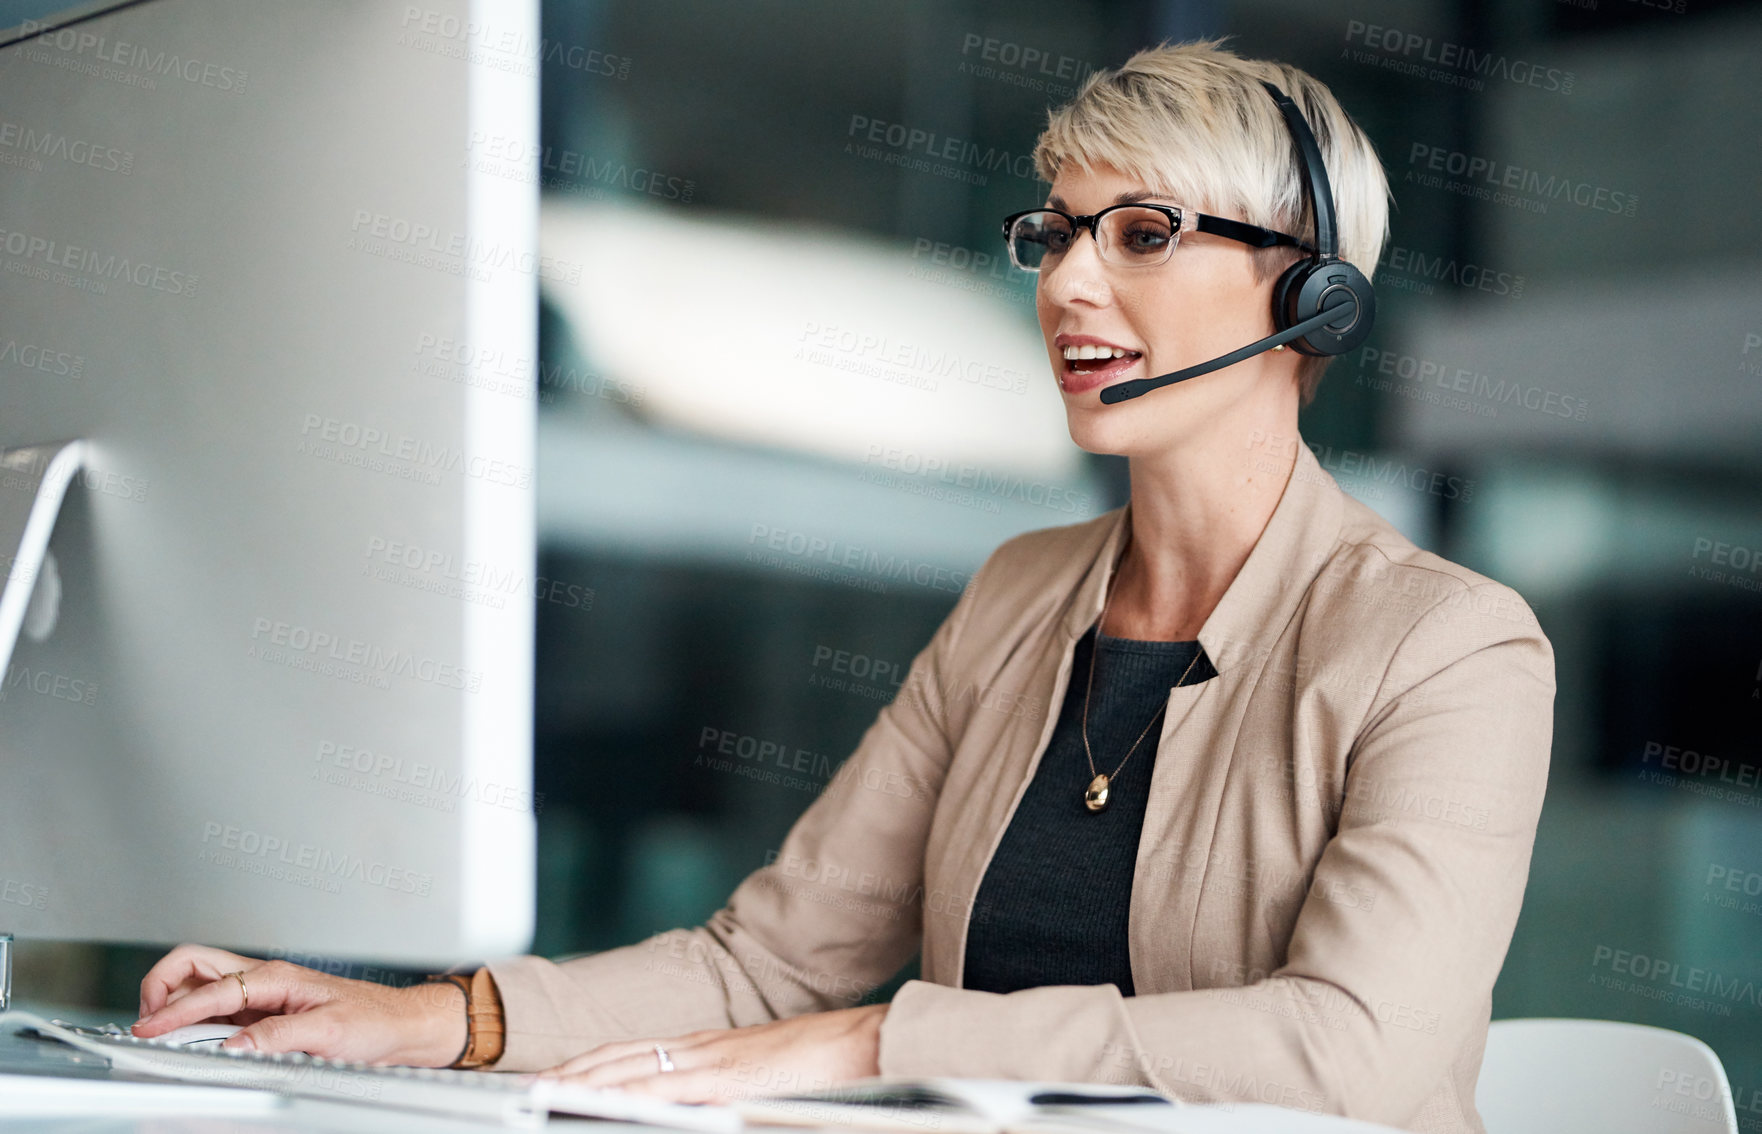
[0,1070,285,1116]
[731,1076,1184,1134]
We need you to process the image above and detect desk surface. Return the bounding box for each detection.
[0,1004,1405,1133]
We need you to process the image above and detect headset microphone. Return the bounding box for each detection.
[1100,291,1358,404]
[1097,78,1376,407]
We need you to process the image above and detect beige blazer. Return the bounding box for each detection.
[486,437,1556,1134]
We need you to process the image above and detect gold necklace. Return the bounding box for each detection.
[1080,548,1205,813]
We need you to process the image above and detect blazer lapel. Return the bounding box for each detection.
[1130,438,1346,992]
[924,507,1129,988]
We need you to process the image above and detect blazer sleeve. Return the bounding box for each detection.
[482,551,991,1071]
[874,581,1556,1130]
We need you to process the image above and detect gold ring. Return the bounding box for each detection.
[223,970,248,1012]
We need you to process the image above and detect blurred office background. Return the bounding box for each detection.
[37,0,1760,1120]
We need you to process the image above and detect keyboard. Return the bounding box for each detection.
[4,1011,743,1131]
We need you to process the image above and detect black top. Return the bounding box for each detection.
[961,624,1216,997]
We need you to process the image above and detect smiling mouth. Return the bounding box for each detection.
[1065,351,1141,374]
[1060,350,1142,391]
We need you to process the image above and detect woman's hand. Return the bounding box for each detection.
[132,943,466,1067]
[537,1003,889,1103]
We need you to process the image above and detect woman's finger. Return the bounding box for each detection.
[543,1046,660,1083]
[538,1040,619,1078]
[133,974,250,1036]
[541,1032,711,1080]
[612,1069,725,1104]
[222,1006,349,1060]
[134,964,287,1037]
[137,944,252,1018]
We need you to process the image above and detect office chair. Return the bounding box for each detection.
[1476,1017,1739,1134]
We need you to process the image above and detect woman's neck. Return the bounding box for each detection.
[1101,426,1300,642]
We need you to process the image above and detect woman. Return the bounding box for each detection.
[133,39,1554,1133]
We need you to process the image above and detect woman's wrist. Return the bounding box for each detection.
[857,1002,889,1074]
[400,978,469,1067]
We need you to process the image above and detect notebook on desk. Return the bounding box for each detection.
[731,1076,1184,1134]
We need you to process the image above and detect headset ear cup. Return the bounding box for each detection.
[1282,258,1376,357]
[1271,257,1311,337]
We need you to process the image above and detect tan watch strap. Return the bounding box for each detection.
[427,967,505,1070]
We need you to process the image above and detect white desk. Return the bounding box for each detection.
[0,1007,1405,1133]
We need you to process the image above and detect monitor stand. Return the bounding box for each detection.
[0,439,85,1010]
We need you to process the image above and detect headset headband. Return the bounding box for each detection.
[1257,80,1337,262]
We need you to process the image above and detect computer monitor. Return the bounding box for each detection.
[0,0,537,965]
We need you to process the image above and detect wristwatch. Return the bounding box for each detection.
[425,966,504,1069]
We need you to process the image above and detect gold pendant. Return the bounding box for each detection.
[1084,773,1110,812]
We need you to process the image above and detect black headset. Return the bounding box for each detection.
[1098,78,1377,404]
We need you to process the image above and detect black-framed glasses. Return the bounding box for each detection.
[999,203,1313,272]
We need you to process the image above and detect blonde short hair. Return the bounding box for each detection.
[1031,38,1391,408]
